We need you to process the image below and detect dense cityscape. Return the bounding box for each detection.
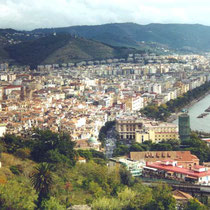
[0,54,209,137]
[0,53,209,208]
[2,0,210,209]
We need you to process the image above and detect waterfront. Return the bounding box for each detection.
[173,94,210,133]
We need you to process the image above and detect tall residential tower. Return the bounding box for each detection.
[178,113,191,141]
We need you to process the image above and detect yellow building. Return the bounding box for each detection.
[116,117,179,143]
[142,121,179,143]
[135,129,155,143]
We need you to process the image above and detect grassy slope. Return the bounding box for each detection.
[4,33,137,66]
[43,38,115,64]
[5,34,73,67]
[0,153,36,183]
[0,152,116,206]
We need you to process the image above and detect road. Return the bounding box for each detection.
[105,126,117,158]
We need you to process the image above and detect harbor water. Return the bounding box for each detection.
[173,94,210,133]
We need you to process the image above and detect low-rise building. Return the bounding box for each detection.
[0,124,6,137]
[142,121,179,142]
[116,116,178,143]
[109,157,145,177]
[144,160,210,185]
[75,136,101,151]
[130,151,199,169]
[118,158,145,176]
[116,116,143,142]
[124,95,144,111]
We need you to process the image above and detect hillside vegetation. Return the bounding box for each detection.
[34,23,210,51]
[3,22,210,66]
[43,37,115,64]
[0,36,10,62]
[5,34,73,67]
[4,33,138,67]
[0,129,191,209]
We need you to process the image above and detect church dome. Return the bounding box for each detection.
[88,136,98,144]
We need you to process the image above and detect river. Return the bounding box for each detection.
[173,94,210,133]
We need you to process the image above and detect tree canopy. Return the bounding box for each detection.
[141,82,210,121]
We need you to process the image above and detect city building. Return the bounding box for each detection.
[137,121,179,143]
[144,160,210,185]
[179,113,191,141]
[116,116,143,142]
[75,136,101,151]
[118,158,144,176]
[0,124,6,137]
[130,151,199,169]
[116,116,178,143]
[109,157,145,177]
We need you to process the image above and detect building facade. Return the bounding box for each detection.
[116,117,179,143]
[179,113,191,141]
[144,161,210,185]
[130,151,199,169]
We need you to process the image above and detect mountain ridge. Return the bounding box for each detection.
[3,33,141,67]
[32,22,210,51]
[1,22,210,66]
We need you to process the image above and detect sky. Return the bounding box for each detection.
[0,0,210,30]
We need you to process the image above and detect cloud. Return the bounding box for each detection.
[0,0,209,30]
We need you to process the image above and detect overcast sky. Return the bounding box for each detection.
[0,0,210,30]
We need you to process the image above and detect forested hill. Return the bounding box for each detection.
[34,23,210,51]
[4,33,138,67]
[0,129,206,209]
[2,22,210,66]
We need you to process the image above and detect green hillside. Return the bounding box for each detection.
[43,37,115,64]
[0,36,10,62]
[34,23,210,51]
[5,34,73,67]
[3,22,210,67]
[4,33,139,67]
[0,130,181,209]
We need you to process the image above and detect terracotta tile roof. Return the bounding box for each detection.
[78,156,86,161]
[147,162,210,178]
[130,151,199,162]
[4,85,22,89]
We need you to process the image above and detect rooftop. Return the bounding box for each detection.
[147,162,210,178]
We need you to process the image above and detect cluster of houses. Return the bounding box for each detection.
[0,55,209,175]
[0,55,209,145]
[0,54,209,208]
[110,151,210,186]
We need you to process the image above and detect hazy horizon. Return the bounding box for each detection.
[2,22,210,31]
[0,0,210,30]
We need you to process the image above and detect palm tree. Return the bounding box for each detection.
[30,162,54,208]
